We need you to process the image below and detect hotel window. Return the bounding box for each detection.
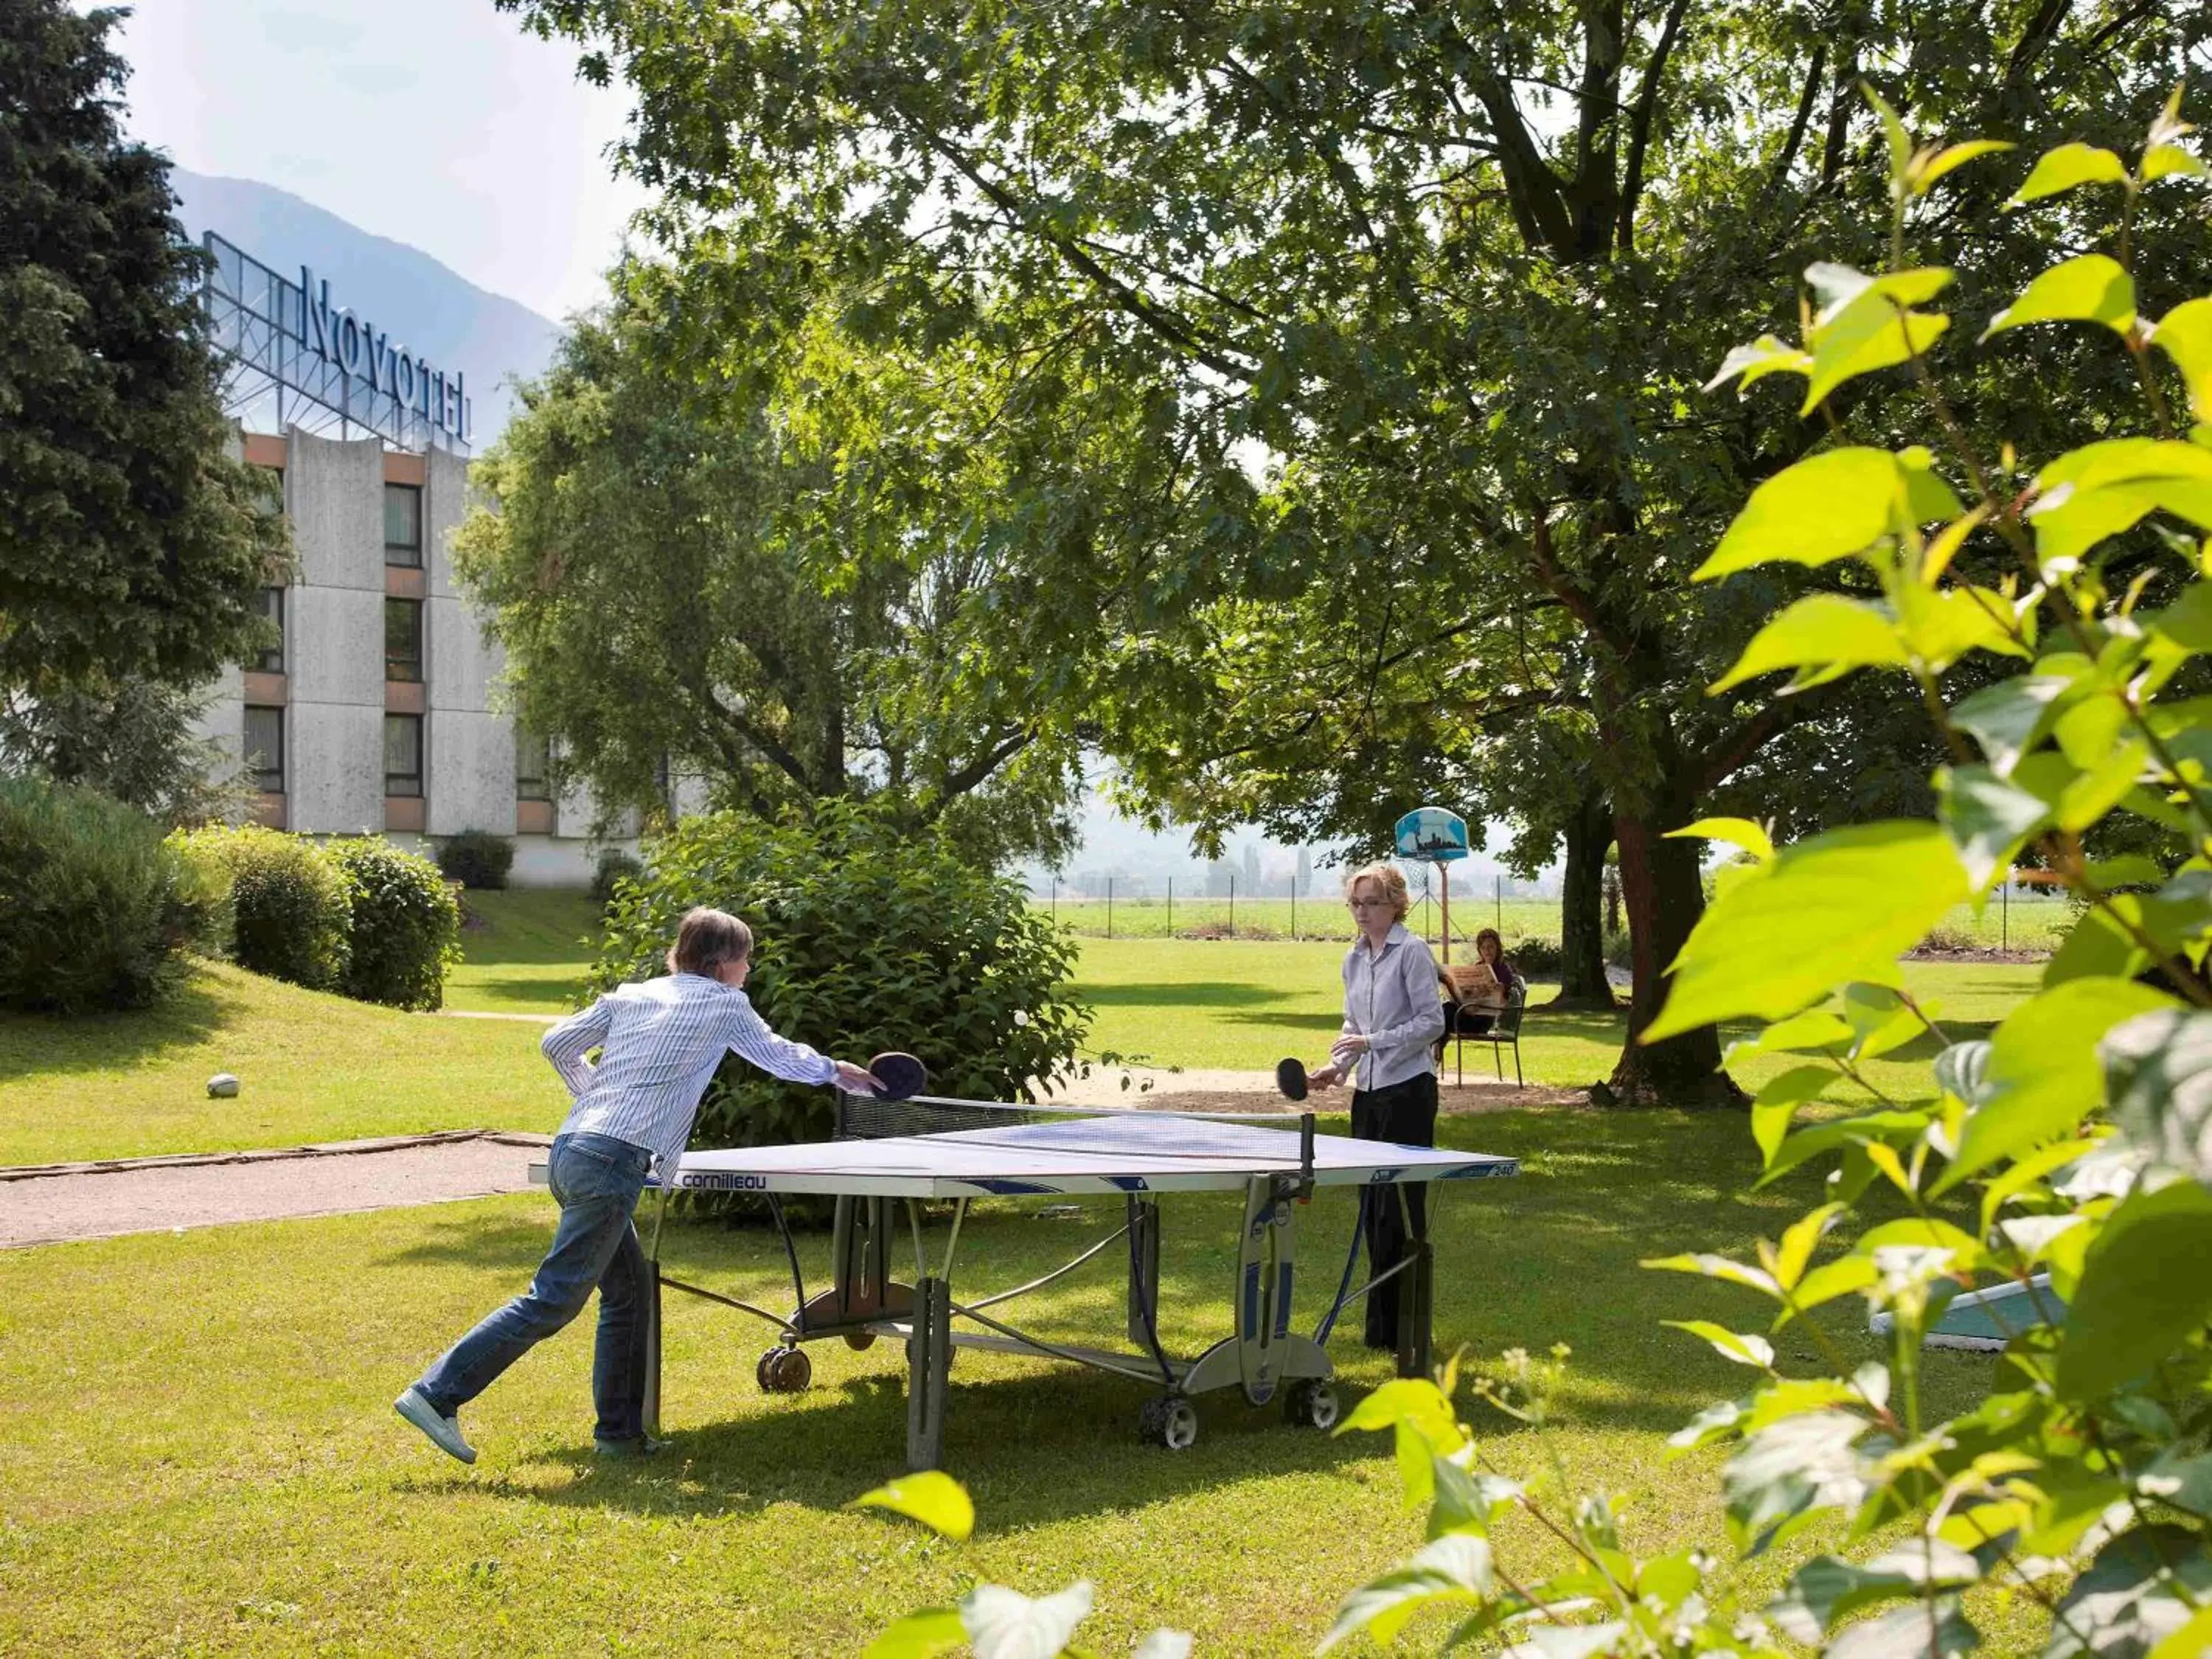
[243,706,284,793]
[383,714,423,798]
[384,484,422,567]
[254,585,285,673]
[515,728,552,801]
[385,597,423,682]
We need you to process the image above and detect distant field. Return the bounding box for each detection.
[1034,891,2070,953]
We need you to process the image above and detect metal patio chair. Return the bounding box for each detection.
[1451,978,1527,1088]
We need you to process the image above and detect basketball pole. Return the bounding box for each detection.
[1439,862,1450,963]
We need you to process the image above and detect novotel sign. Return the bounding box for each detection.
[297,266,470,445]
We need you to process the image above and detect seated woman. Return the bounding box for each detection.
[1438,928,1519,1047]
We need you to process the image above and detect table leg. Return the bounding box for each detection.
[643,1255,664,1440]
[1125,1194,1161,1349]
[906,1274,952,1470]
[1395,1237,1434,1379]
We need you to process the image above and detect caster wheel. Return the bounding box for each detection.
[771,1346,813,1393]
[1283,1380,1339,1430]
[1137,1394,1198,1450]
[843,1331,877,1352]
[756,1346,779,1391]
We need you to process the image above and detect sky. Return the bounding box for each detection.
[98,0,647,322]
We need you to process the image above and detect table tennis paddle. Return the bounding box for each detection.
[868,1051,929,1102]
[1274,1057,1309,1102]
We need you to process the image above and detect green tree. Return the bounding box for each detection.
[451,288,1091,866]
[0,0,287,703]
[504,0,2205,1101]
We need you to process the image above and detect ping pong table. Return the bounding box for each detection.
[619,1093,1519,1470]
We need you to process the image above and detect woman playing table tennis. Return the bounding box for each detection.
[1307,862,1446,1349]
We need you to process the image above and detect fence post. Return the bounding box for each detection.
[1290,877,1295,940]
[1051,877,1058,922]
[1495,872,1503,932]
[1229,873,1236,938]
[2001,875,2008,951]
[1107,877,1114,940]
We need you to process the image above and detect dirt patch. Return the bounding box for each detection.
[1904,946,2051,965]
[1056,1068,1587,1116]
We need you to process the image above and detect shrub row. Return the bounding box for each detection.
[0,778,212,1014]
[173,825,459,1010]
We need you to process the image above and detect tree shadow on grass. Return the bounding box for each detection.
[447,974,581,1010]
[1081,981,1301,1010]
[0,967,236,1084]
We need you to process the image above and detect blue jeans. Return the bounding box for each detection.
[417,1131,654,1444]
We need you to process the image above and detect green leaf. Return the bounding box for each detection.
[961,1582,1094,1659]
[1133,1632,1193,1659]
[2056,1178,2212,1398]
[1910,139,2016,195]
[2048,1526,2212,1658]
[1803,296,1952,414]
[2102,1006,2212,1182]
[1334,1377,1464,1455]
[1704,333,1812,395]
[1865,84,1913,187]
[1697,448,1932,579]
[1937,765,2052,892]
[1317,1534,1495,1652]
[1645,822,1969,1042]
[1709,594,1910,693]
[1950,673,2077,775]
[1933,1038,1994,1105]
[1771,1543,1980,1643]
[2143,144,2211,184]
[1775,1202,1848,1288]
[1775,1254,1881,1326]
[2009,141,2129,204]
[1753,1065,1836,1162]
[1663,1319,1777,1368]
[1822,1593,1980,1659]
[2043,897,2152,987]
[1982,254,2136,340]
[851,1470,976,1541]
[1426,1459,1522,1540]
[2028,438,2212,573]
[2150,298,2212,425]
[863,1609,969,1659]
[1935,978,2176,1193]
[1642,1251,1781,1298]
[1666,816,1775,863]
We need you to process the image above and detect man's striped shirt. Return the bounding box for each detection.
[543,973,836,1180]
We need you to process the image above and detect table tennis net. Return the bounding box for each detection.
[832,1091,1320,1169]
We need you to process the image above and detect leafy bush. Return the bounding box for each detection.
[588,799,1088,1157]
[175,824,350,991]
[324,837,462,1011]
[0,777,198,1012]
[1503,935,1561,976]
[590,846,643,905]
[1324,98,2212,1658]
[436,828,515,890]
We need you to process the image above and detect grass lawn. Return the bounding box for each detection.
[0,1106,2038,1655]
[0,961,572,1168]
[445,888,606,1016]
[1074,936,2040,1099]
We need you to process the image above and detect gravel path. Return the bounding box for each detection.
[1,1070,1575,1251]
[0,1131,551,1251]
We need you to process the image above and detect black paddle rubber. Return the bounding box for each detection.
[868,1051,929,1102]
[1275,1057,1310,1102]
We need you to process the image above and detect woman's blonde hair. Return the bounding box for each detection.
[1343,861,1410,922]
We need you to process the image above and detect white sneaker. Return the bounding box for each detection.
[394,1385,477,1464]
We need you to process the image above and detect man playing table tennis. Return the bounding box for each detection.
[394,905,878,1464]
[1307,862,1447,1349]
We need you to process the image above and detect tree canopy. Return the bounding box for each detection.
[0,0,286,706]
[507,0,2210,1097]
[451,287,1107,866]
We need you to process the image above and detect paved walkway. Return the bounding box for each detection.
[0,1130,550,1251]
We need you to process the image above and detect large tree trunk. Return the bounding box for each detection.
[1551,789,1617,1009]
[1596,802,1743,1108]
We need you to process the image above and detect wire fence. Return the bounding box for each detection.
[1032,877,2073,955]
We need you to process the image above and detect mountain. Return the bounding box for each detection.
[167,168,563,445]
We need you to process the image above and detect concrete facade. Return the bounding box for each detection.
[199,425,633,883]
